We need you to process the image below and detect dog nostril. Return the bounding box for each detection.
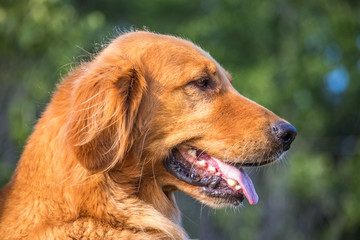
[282,133,292,143]
[272,121,297,151]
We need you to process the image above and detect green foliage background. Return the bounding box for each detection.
[1,0,359,239]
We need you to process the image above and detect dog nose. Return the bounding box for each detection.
[272,121,297,151]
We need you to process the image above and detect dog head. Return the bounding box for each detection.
[65,31,296,208]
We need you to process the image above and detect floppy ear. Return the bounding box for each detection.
[65,58,146,171]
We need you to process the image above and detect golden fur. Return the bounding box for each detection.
[0,31,290,239]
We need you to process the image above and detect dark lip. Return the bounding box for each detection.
[163,148,244,205]
[163,149,203,186]
[201,186,244,206]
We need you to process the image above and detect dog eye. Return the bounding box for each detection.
[194,79,210,89]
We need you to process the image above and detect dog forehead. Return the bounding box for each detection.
[117,31,215,63]
[110,31,220,85]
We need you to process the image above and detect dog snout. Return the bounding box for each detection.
[272,121,297,151]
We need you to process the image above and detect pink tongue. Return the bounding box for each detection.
[211,157,259,205]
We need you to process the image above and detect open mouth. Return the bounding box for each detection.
[164,145,259,206]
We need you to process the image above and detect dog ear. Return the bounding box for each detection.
[65,58,146,171]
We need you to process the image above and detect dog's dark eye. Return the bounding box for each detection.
[194,79,210,90]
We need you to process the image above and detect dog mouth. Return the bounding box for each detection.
[164,145,259,206]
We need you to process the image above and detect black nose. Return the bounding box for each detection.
[272,121,297,151]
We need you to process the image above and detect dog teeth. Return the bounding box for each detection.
[188,150,197,158]
[215,172,221,176]
[197,160,207,167]
[208,166,217,173]
[235,185,241,191]
[226,178,238,187]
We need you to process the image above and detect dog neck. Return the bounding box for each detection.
[109,152,182,225]
[0,90,188,239]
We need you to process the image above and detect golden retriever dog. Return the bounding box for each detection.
[0,31,296,239]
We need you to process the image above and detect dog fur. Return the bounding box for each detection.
[0,31,292,239]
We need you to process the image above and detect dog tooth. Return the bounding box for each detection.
[208,166,217,173]
[226,178,238,187]
[235,185,241,191]
[188,149,197,158]
[197,160,207,167]
[215,172,221,176]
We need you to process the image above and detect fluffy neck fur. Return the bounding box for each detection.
[0,77,187,240]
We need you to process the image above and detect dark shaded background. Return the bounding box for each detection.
[1,0,359,239]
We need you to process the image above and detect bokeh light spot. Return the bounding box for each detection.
[324,66,349,94]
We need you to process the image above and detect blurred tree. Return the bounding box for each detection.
[0,0,108,183]
[1,0,359,239]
